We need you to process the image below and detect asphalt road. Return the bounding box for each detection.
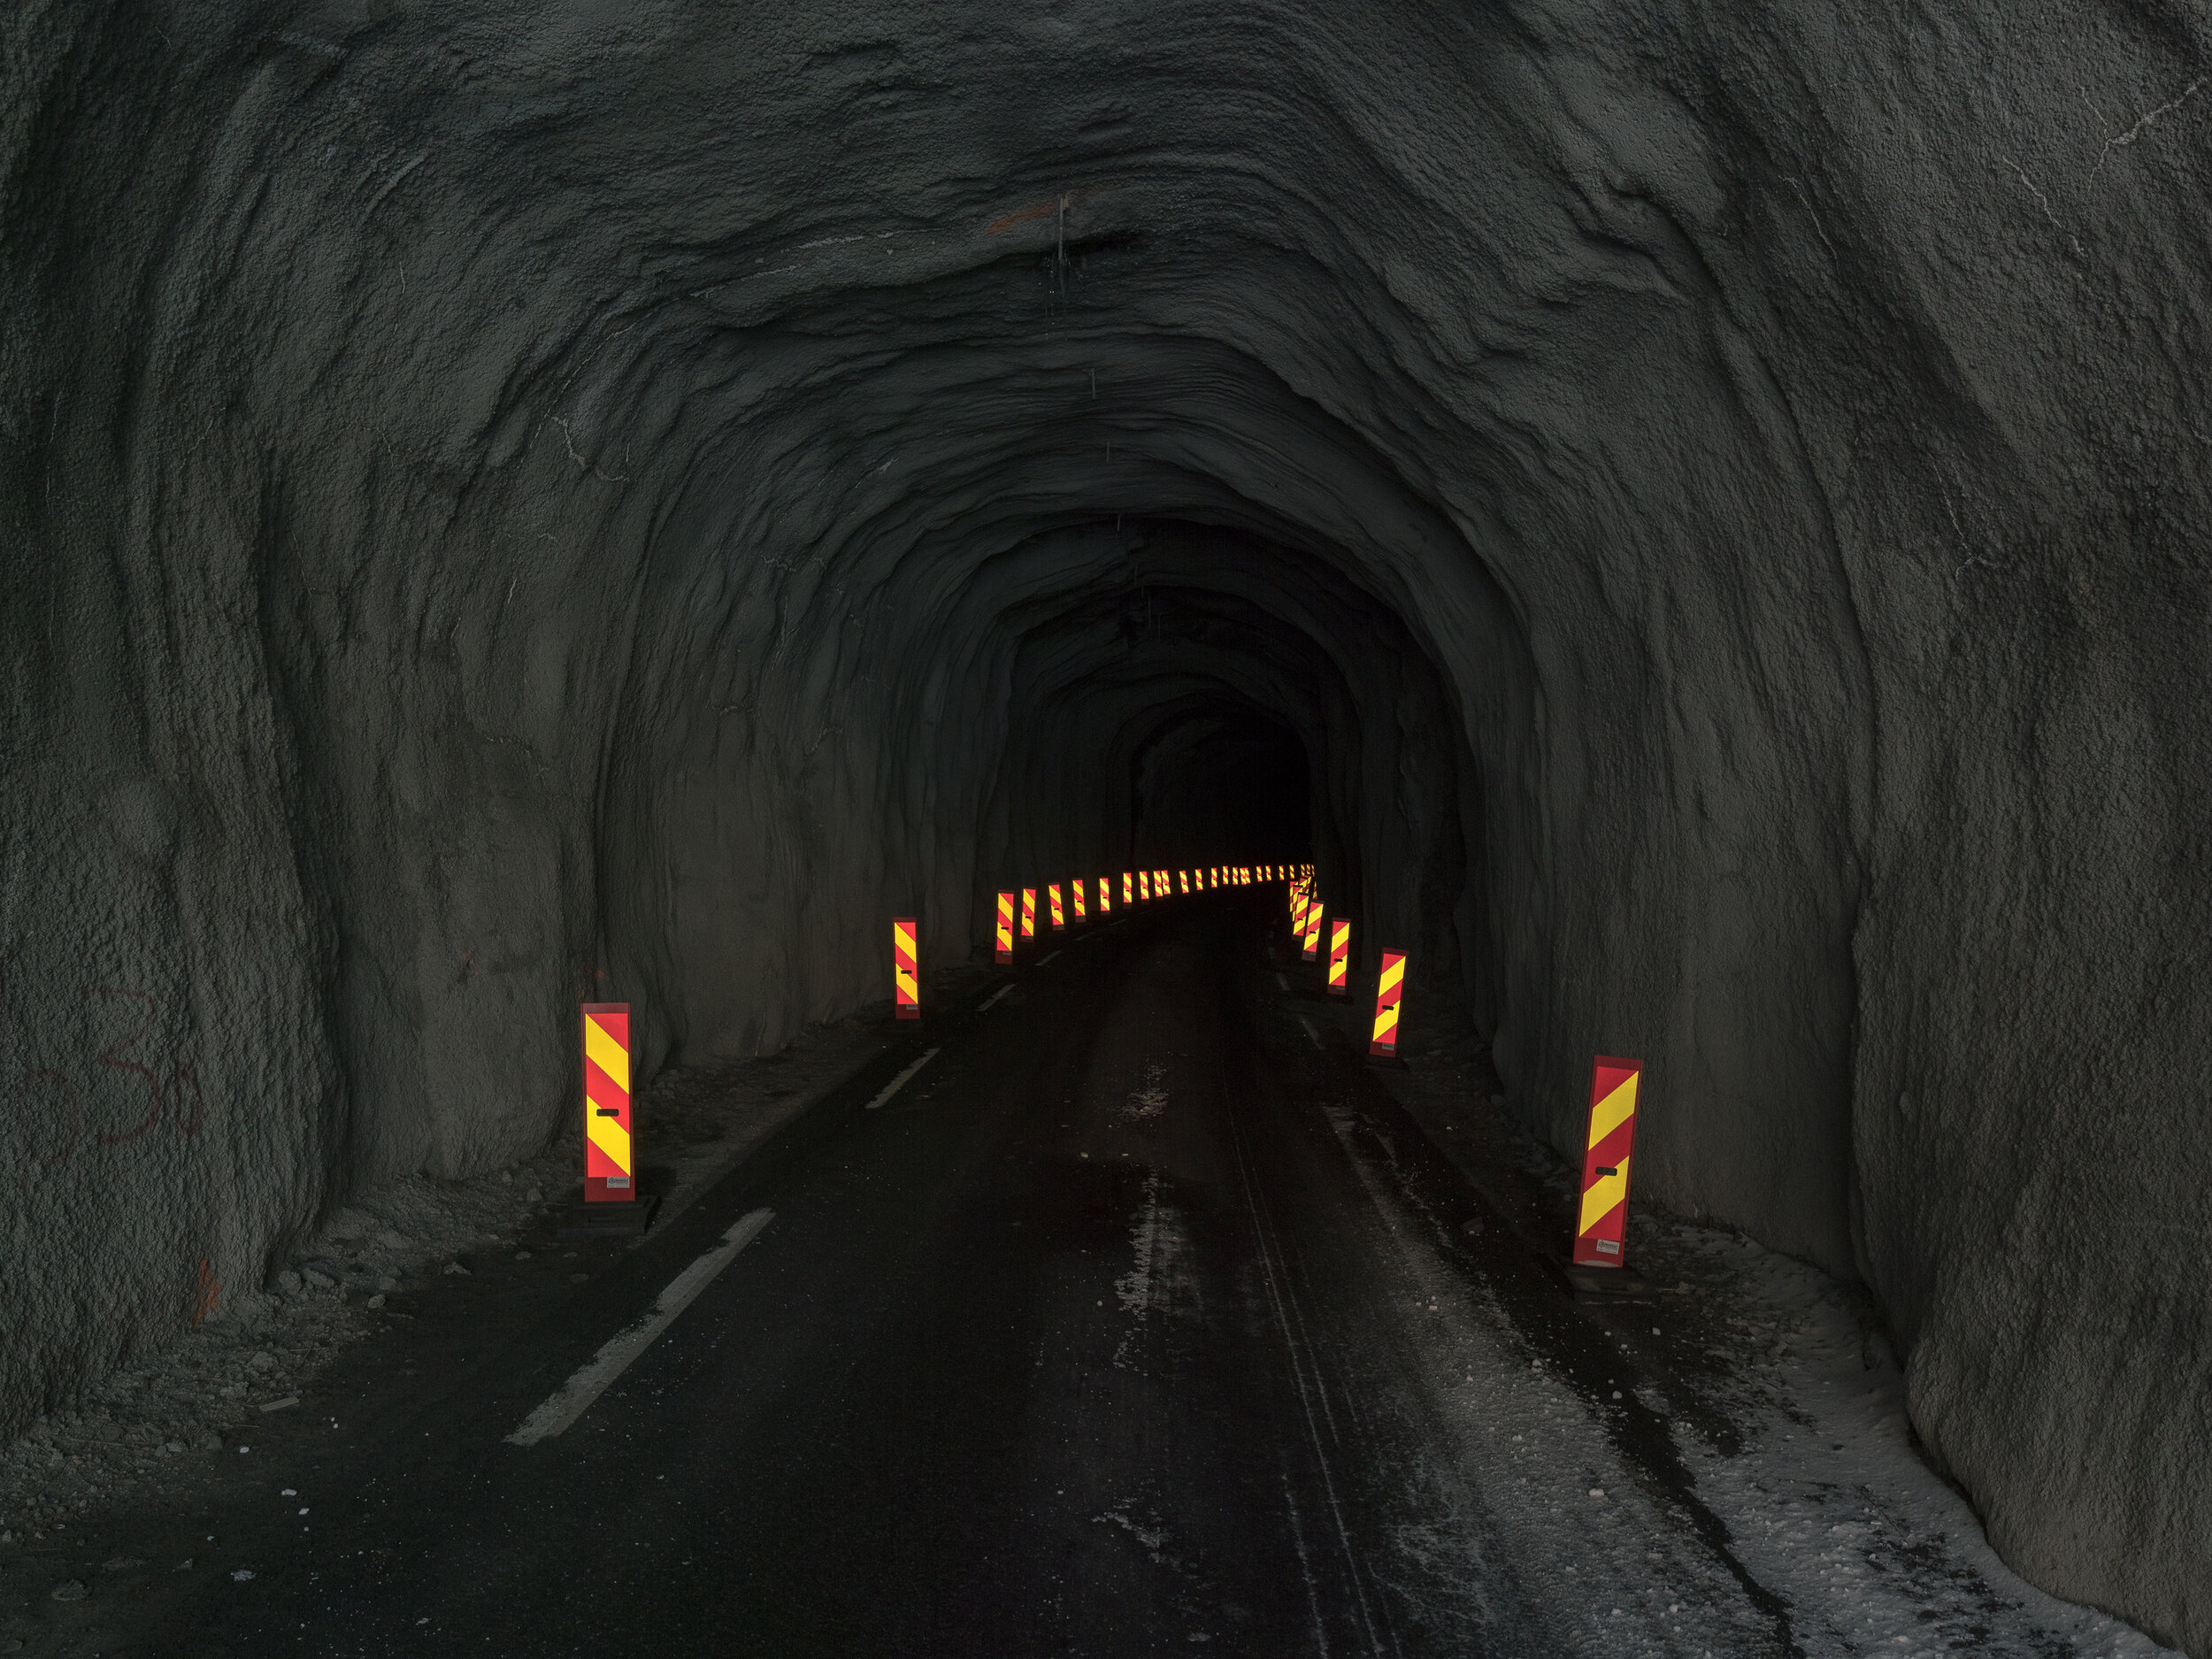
[73,894,1795,1658]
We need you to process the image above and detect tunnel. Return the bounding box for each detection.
[2,3,2208,1654]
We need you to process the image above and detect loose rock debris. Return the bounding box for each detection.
[0,1014,886,1540]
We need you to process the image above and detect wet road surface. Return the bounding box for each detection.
[70,895,1797,1658]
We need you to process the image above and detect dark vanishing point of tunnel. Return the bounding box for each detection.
[1130,700,1311,872]
[3,2,2210,1651]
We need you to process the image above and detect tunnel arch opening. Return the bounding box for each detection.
[1126,700,1310,872]
[8,8,2204,1640]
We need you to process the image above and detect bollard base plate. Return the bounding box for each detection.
[557,1196,660,1240]
[1554,1259,1653,1304]
[1366,1052,1408,1070]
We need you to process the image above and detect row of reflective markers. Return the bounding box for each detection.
[1284,872,1647,1279]
[890,863,1304,1020]
[1284,872,1404,1057]
[573,861,1640,1279]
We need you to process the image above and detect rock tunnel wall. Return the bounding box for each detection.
[3,0,2208,1646]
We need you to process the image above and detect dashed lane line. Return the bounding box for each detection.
[978,984,1014,1011]
[1298,1017,1323,1050]
[864,1048,941,1110]
[1036,950,1062,967]
[505,1209,774,1448]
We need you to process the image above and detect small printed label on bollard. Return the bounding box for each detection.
[581,1002,633,1202]
[1572,1057,1644,1268]
[894,918,920,1019]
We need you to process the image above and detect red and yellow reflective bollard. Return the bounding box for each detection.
[995,892,1016,964]
[1302,899,1325,960]
[1021,887,1037,939]
[1048,883,1065,931]
[1138,870,1151,901]
[1096,876,1112,914]
[582,1002,634,1202]
[894,918,920,1019]
[1072,878,1087,923]
[1178,870,1189,895]
[1573,1058,1644,1268]
[1327,918,1350,994]
[1369,949,1406,1058]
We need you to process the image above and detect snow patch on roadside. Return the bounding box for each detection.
[1094,1505,1171,1555]
[1644,1229,2181,1659]
[0,1013,887,1540]
[1308,1046,2182,1658]
[1125,1063,1169,1121]
[1112,1168,1201,1372]
[1115,1170,1197,1318]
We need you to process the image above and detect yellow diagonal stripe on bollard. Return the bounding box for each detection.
[587,1110,633,1172]
[1586,1072,1638,1148]
[584,1014,628,1091]
[1578,1157,1630,1234]
[1377,956,1404,995]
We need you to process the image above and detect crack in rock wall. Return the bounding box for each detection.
[2,0,2208,1647]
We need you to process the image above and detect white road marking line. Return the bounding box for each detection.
[1298,1018,1323,1050]
[864,1047,941,1110]
[1036,949,1062,966]
[505,1209,773,1447]
[979,984,1013,1011]
[1275,972,1291,992]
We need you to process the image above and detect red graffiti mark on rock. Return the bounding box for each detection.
[90,987,163,1145]
[3,966,209,1169]
[987,198,1061,234]
[192,1258,220,1326]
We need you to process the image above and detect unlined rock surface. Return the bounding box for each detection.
[0,2,2206,1648]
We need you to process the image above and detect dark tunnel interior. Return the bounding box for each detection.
[3,1,2210,1651]
[1128,695,1312,871]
